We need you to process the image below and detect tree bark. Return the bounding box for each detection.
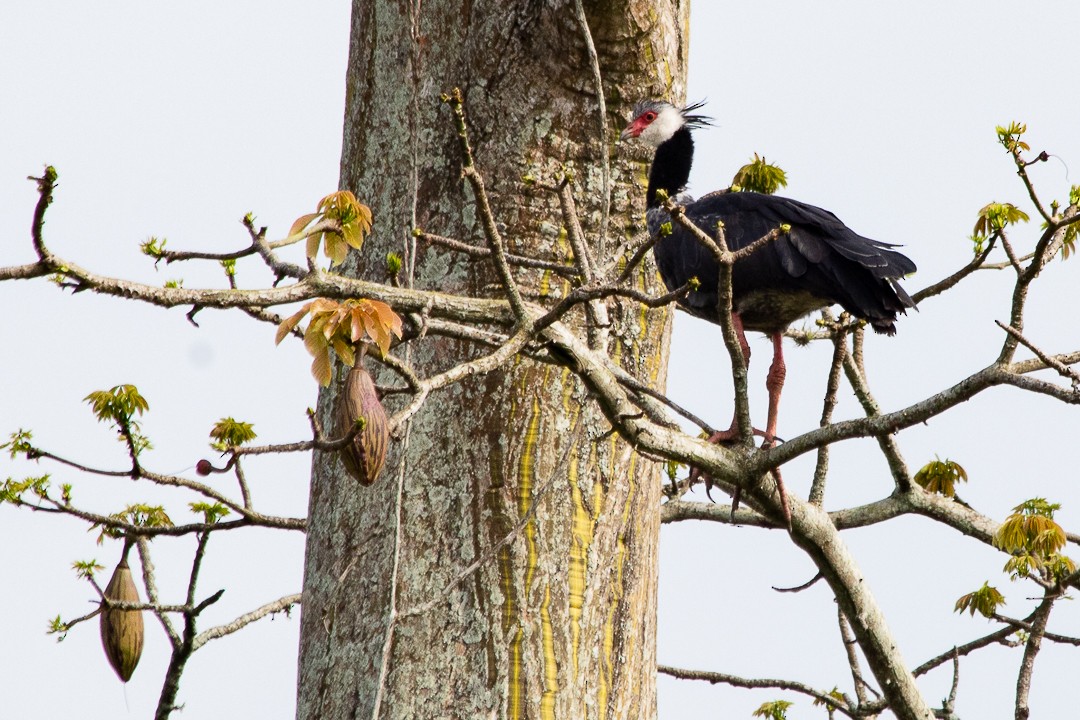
[296,2,688,719]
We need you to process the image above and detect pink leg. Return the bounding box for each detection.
[764,332,787,444]
[765,331,791,528]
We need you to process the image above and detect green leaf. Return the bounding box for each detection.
[0,474,51,505]
[386,252,403,277]
[812,688,846,708]
[93,504,174,543]
[2,429,35,459]
[914,458,968,497]
[732,153,788,195]
[190,502,230,524]
[973,202,1030,236]
[72,559,105,580]
[996,121,1029,153]
[752,700,793,720]
[209,418,256,449]
[954,581,1005,618]
[993,498,1070,579]
[84,385,149,424]
[139,237,167,259]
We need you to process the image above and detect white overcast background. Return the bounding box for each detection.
[2,1,1078,718]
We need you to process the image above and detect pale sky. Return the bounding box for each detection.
[2,1,1078,718]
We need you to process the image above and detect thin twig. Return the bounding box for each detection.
[572,0,610,259]
[810,315,847,504]
[417,231,577,276]
[658,664,854,717]
[192,593,301,651]
[444,88,529,323]
[996,321,1080,389]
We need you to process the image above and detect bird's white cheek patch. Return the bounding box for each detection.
[639,107,685,147]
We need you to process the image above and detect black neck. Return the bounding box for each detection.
[646,126,695,208]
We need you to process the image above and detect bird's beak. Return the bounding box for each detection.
[619,121,638,142]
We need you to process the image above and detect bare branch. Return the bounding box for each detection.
[444,88,529,323]
[996,321,1080,389]
[417,230,577,276]
[572,0,610,258]
[838,607,881,704]
[136,537,181,648]
[658,664,854,717]
[810,315,848,504]
[191,593,301,651]
[1015,596,1054,720]
[913,235,996,304]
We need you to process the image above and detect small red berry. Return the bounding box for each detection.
[195,459,214,476]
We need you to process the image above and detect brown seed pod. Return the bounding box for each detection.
[336,364,389,485]
[99,554,144,682]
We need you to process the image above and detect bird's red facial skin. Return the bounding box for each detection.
[621,112,656,140]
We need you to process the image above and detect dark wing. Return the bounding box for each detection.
[652,192,916,334]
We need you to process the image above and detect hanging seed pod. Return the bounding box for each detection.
[99,551,144,682]
[336,364,389,485]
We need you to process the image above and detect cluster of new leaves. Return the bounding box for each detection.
[94,504,173,544]
[288,190,373,267]
[954,581,1007,618]
[189,501,230,524]
[276,298,403,385]
[753,700,794,720]
[812,689,847,714]
[0,473,53,505]
[913,458,968,497]
[85,385,152,456]
[993,498,1075,582]
[997,121,1030,154]
[972,202,1030,238]
[1060,184,1080,260]
[732,153,788,195]
[209,417,256,451]
[72,559,105,580]
[955,499,1073,618]
[139,236,167,260]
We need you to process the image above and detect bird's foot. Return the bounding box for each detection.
[688,425,766,507]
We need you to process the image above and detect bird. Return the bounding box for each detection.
[621,99,916,451]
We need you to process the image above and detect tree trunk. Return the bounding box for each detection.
[296,2,688,719]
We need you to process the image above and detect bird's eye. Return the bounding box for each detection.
[644,112,656,122]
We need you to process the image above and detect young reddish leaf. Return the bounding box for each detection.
[358,301,391,355]
[370,300,403,340]
[350,307,366,343]
[311,347,332,386]
[306,232,322,260]
[288,212,320,238]
[308,298,339,315]
[275,304,311,345]
[357,204,373,233]
[304,320,329,358]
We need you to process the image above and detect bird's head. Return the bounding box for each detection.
[620,100,710,147]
